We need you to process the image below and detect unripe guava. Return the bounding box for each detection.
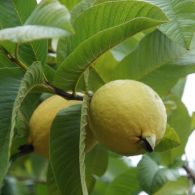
[89,80,167,156]
[29,95,95,157]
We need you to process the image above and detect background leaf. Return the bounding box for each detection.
[105,168,140,195]
[155,125,181,152]
[159,96,192,166]
[109,30,195,96]
[145,0,195,49]
[59,0,81,10]
[85,145,108,192]
[0,67,23,184]
[154,177,190,195]
[138,155,178,193]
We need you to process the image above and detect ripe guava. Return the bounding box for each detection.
[89,80,167,156]
[29,95,95,157]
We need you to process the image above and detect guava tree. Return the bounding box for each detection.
[0,0,195,194]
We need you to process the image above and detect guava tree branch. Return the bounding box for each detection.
[46,82,84,101]
[0,46,28,71]
[183,164,195,183]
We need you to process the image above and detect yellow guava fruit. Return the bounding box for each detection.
[89,80,167,156]
[29,95,95,157]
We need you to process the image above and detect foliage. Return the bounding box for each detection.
[0,0,195,194]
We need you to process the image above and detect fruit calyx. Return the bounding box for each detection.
[141,135,156,152]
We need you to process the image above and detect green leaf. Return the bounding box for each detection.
[1,0,74,42]
[171,78,186,98]
[0,25,70,43]
[18,40,48,66]
[0,0,37,29]
[0,48,17,68]
[85,145,108,192]
[25,0,73,33]
[159,96,192,165]
[54,0,167,91]
[137,155,178,194]
[105,168,140,195]
[1,176,30,195]
[112,30,195,96]
[155,125,181,152]
[59,0,81,10]
[111,33,145,61]
[50,103,89,195]
[11,93,41,155]
[76,51,117,91]
[0,0,48,65]
[106,156,130,179]
[145,0,195,49]
[47,165,61,195]
[11,62,48,138]
[154,177,190,195]
[0,67,23,184]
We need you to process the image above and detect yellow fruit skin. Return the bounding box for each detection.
[89,80,167,156]
[29,95,95,157]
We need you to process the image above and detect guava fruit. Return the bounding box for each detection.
[29,95,95,157]
[89,80,167,156]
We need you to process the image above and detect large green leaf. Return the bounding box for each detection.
[57,0,166,64]
[105,168,140,195]
[137,155,178,194]
[0,49,17,68]
[108,30,195,96]
[0,25,69,43]
[154,177,190,195]
[155,125,181,152]
[54,0,168,91]
[145,0,195,49]
[47,165,61,195]
[0,0,37,29]
[11,62,48,139]
[0,0,73,43]
[50,104,87,195]
[0,67,23,184]
[0,0,47,65]
[25,0,73,33]
[21,0,74,64]
[76,51,118,91]
[11,63,49,154]
[85,145,108,192]
[18,40,48,66]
